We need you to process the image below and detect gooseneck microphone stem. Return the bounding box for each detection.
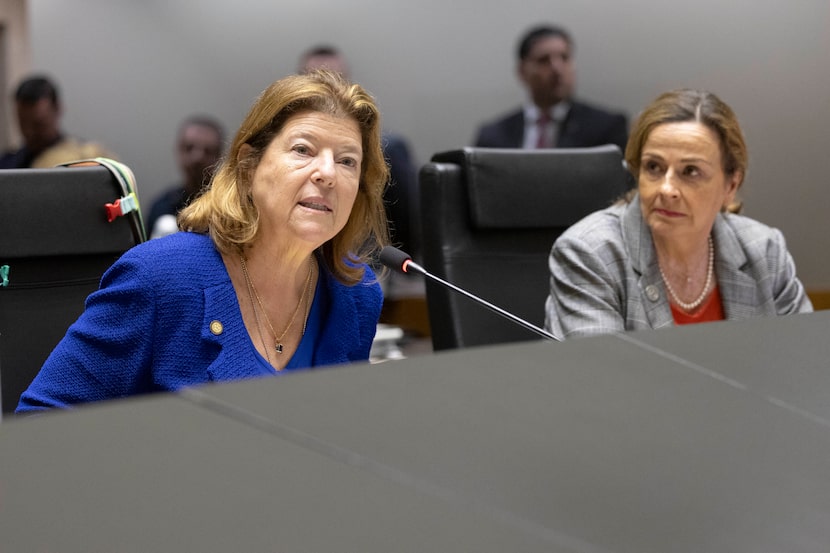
[379,246,558,342]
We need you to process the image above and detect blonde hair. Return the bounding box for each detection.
[624,89,747,213]
[179,70,389,284]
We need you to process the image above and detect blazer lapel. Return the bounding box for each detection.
[711,214,763,320]
[315,267,371,365]
[503,111,525,148]
[556,103,584,148]
[622,199,675,330]
[203,279,260,381]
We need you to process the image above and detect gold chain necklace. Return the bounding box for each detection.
[240,257,272,365]
[658,236,714,312]
[239,254,314,365]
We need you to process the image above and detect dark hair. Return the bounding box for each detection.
[298,45,344,74]
[14,75,60,106]
[179,115,225,145]
[302,44,341,59]
[517,25,573,60]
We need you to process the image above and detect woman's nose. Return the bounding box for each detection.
[659,170,679,196]
[312,152,336,186]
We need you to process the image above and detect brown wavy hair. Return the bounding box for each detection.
[624,89,747,213]
[178,69,389,284]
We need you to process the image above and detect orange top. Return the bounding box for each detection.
[670,285,725,325]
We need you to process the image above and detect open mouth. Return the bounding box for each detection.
[299,201,331,212]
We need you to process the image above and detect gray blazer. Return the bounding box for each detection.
[544,196,812,339]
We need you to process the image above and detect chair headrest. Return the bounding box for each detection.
[430,146,628,229]
[0,164,141,258]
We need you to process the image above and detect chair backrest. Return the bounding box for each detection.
[0,160,145,414]
[418,145,629,351]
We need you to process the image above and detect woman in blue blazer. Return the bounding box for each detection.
[18,70,390,411]
[545,89,812,339]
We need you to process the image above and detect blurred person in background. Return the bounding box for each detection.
[1,74,115,169]
[146,115,225,238]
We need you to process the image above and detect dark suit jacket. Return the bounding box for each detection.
[474,101,628,153]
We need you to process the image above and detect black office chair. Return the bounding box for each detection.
[0,159,145,414]
[418,145,629,351]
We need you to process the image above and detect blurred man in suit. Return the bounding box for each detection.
[1,75,115,169]
[474,25,627,152]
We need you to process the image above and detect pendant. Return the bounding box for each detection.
[275,342,284,354]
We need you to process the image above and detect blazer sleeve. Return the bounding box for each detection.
[769,228,813,314]
[544,230,629,340]
[16,255,157,412]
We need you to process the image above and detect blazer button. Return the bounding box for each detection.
[209,320,224,335]
[645,285,660,302]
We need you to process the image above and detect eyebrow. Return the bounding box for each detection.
[292,130,361,151]
[641,152,714,166]
[680,157,714,166]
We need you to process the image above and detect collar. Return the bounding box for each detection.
[523,101,570,124]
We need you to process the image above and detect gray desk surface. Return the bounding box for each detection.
[2,311,829,552]
[622,310,830,422]
[0,395,552,553]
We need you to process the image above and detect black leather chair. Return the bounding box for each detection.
[418,145,629,351]
[0,160,145,414]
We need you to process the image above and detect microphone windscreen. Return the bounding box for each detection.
[379,246,412,273]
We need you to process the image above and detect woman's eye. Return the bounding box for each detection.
[683,166,700,177]
[293,144,310,155]
[339,157,357,168]
[644,161,662,175]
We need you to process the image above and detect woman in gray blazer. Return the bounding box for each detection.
[545,89,812,340]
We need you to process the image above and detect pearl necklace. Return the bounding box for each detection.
[658,236,714,312]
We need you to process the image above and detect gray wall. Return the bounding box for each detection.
[28,0,830,287]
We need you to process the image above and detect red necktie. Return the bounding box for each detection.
[536,112,552,149]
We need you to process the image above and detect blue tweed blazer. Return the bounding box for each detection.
[544,196,812,339]
[17,232,382,411]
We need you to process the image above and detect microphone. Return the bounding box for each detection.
[379,246,559,342]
